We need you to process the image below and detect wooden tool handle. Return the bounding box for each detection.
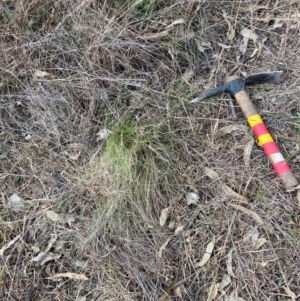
[234,90,298,190]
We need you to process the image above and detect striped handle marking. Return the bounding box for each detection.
[247,114,291,176]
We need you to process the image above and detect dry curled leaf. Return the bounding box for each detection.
[159,289,171,301]
[46,210,75,224]
[166,18,185,29]
[175,286,183,298]
[160,207,170,227]
[8,193,24,212]
[222,11,235,40]
[240,28,262,57]
[254,238,268,250]
[195,238,215,268]
[96,128,111,141]
[31,234,58,264]
[217,42,233,49]
[243,227,259,248]
[186,192,199,205]
[219,274,231,291]
[273,19,284,29]
[205,167,220,180]
[34,70,51,78]
[205,167,248,203]
[282,286,296,301]
[219,124,248,134]
[243,139,254,168]
[182,68,194,82]
[139,30,168,40]
[221,184,248,203]
[218,124,254,167]
[0,235,21,256]
[48,272,88,281]
[226,289,247,301]
[196,40,212,52]
[40,253,61,265]
[158,237,171,258]
[66,143,85,160]
[207,283,219,301]
[240,5,269,12]
[175,225,184,235]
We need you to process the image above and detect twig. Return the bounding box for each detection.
[226,54,258,77]
[16,218,34,268]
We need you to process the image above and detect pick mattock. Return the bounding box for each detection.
[191,71,299,191]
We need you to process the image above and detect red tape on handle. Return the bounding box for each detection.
[248,114,291,176]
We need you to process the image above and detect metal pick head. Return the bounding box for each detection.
[245,71,283,86]
[190,83,228,103]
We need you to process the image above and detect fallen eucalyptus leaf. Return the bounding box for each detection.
[48,272,88,281]
[158,237,171,258]
[34,70,51,78]
[195,238,215,268]
[160,207,170,227]
[229,204,264,225]
[226,248,236,278]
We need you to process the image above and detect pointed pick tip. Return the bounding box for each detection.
[190,95,205,103]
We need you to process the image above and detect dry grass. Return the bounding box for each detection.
[1,0,300,300]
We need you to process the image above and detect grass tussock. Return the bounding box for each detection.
[0,0,300,300]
